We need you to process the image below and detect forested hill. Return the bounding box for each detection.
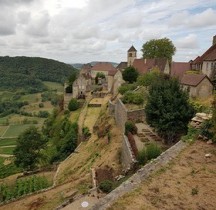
[0,56,77,92]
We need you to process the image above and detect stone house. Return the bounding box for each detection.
[181,74,213,99]
[91,62,117,91]
[72,74,88,99]
[191,35,216,80]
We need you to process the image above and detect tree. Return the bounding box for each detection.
[14,127,47,171]
[145,76,194,144]
[137,69,160,87]
[141,38,176,62]
[122,66,139,83]
[68,98,79,111]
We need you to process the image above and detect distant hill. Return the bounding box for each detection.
[71,61,119,69]
[0,56,77,92]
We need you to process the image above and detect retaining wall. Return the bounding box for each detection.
[114,99,127,132]
[108,100,115,116]
[90,140,187,210]
[121,135,137,171]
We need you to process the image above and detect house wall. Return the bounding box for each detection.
[164,60,170,75]
[113,71,124,95]
[202,61,214,78]
[108,75,114,92]
[183,77,213,99]
[72,75,87,98]
[64,93,73,109]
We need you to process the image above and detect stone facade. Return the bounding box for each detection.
[127,46,137,67]
[182,77,213,99]
[112,70,125,96]
[72,74,87,98]
[202,61,216,79]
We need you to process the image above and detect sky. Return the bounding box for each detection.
[0,0,216,64]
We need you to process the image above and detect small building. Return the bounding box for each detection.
[72,74,87,99]
[181,74,213,99]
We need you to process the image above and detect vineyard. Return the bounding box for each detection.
[0,176,51,203]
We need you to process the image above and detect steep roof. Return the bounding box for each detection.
[116,62,127,70]
[133,58,168,74]
[91,62,117,76]
[192,42,216,64]
[181,74,209,87]
[128,45,137,52]
[171,62,191,80]
[203,47,216,61]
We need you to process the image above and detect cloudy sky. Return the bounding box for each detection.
[0,0,215,64]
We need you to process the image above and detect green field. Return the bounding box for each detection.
[0,147,15,155]
[0,126,8,136]
[3,124,39,138]
[0,138,17,146]
[20,93,40,103]
[43,81,64,93]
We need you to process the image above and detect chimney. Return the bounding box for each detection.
[213,35,216,46]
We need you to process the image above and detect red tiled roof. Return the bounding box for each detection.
[171,62,190,80]
[204,48,216,61]
[128,45,137,52]
[180,74,208,86]
[192,43,216,64]
[91,62,117,76]
[133,58,168,74]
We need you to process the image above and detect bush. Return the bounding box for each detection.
[38,111,49,118]
[39,103,44,108]
[181,126,200,142]
[125,121,137,135]
[137,148,147,165]
[118,84,137,95]
[146,143,161,160]
[83,127,91,139]
[122,91,144,105]
[68,98,79,111]
[99,180,113,193]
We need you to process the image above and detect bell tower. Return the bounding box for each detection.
[127,45,137,66]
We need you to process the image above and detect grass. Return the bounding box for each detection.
[0,116,9,125]
[19,93,40,103]
[69,108,81,123]
[0,138,17,146]
[43,81,64,93]
[3,124,40,138]
[0,147,15,155]
[0,157,5,166]
[0,126,8,136]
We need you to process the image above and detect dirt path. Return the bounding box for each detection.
[0,145,16,148]
[0,154,13,158]
[78,94,92,142]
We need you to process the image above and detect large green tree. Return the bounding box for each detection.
[14,127,47,171]
[141,38,176,61]
[122,66,139,84]
[145,76,194,144]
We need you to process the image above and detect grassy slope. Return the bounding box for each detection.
[108,140,216,210]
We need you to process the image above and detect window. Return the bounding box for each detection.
[129,53,132,57]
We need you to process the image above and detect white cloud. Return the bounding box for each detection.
[0,0,215,63]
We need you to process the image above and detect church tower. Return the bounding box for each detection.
[127,45,137,66]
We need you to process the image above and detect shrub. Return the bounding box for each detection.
[118,84,137,95]
[146,143,161,160]
[83,127,91,139]
[39,103,44,108]
[181,126,200,142]
[68,98,79,111]
[125,121,137,135]
[122,91,144,105]
[38,111,49,118]
[200,120,214,140]
[99,180,113,193]
[137,148,147,165]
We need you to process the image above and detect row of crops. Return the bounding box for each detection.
[0,176,51,202]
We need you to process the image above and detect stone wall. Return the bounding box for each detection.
[90,140,187,210]
[112,98,145,132]
[121,135,137,171]
[114,99,127,132]
[108,100,115,116]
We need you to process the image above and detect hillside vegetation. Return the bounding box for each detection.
[0,56,77,92]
